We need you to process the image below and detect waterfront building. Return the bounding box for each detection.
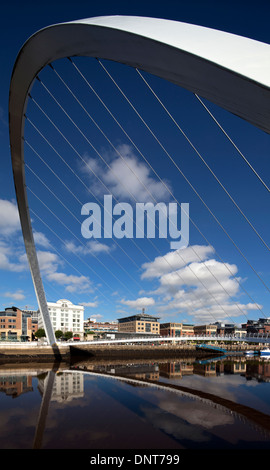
[214,322,246,337]
[84,318,118,334]
[214,322,225,335]
[224,325,247,337]
[118,310,160,335]
[160,322,194,337]
[37,371,84,402]
[0,306,33,341]
[22,309,39,337]
[193,324,217,336]
[0,374,33,397]
[38,299,84,339]
[243,318,270,335]
[51,372,84,403]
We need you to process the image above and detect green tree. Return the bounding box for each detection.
[35,328,46,339]
[55,330,63,339]
[64,331,73,340]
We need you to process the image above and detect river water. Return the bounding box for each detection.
[1,354,270,452]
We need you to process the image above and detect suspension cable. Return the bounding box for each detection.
[66,57,267,317]
[194,93,270,194]
[96,58,270,297]
[30,76,252,325]
[25,161,143,292]
[136,68,270,252]
[27,185,137,297]
[29,207,113,302]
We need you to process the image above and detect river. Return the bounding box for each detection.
[1,354,270,455]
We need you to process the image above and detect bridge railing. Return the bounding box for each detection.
[1,333,270,347]
[69,333,270,345]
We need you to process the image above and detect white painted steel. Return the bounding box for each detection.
[9,16,270,345]
[1,333,270,347]
[64,334,270,345]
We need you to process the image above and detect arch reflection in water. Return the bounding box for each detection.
[0,357,270,449]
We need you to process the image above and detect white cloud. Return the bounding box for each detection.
[46,271,92,293]
[140,244,262,324]
[34,250,93,293]
[159,259,239,295]
[79,301,98,308]
[33,231,51,248]
[120,297,155,309]
[0,199,94,295]
[80,143,172,203]
[141,245,215,279]
[64,240,111,255]
[36,251,60,275]
[3,290,25,301]
[0,241,26,272]
[0,199,21,236]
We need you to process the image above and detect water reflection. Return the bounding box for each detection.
[1,356,270,449]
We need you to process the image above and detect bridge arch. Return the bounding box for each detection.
[9,16,270,345]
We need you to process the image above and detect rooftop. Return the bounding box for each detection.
[118,313,160,323]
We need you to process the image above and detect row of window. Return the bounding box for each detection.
[0,319,16,323]
[48,308,82,314]
[0,325,16,329]
[137,326,159,330]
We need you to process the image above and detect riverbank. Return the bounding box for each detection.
[0,341,264,363]
[70,343,215,359]
[0,343,70,363]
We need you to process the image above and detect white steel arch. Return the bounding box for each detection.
[8,16,270,345]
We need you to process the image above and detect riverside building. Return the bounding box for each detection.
[118,310,160,335]
[193,324,218,336]
[84,318,118,333]
[160,322,194,337]
[0,306,34,341]
[38,299,84,339]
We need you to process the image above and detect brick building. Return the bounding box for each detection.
[118,311,160,335]
[193,324,217,336]
[160,322,194,337]
[0,306,34,341]
[243,318,270,335]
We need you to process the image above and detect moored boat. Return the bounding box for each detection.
[260,348,270,358]
[245,350,259,356]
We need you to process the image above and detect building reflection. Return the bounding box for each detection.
[38,371,84,403]
[0,374,33,398]
[1,357,270,401]
[245,359,270,383]
[0,366,85,449]
[1,356,270,447]
[159,361,193,378]
[71,356,270,382]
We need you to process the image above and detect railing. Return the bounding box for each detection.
[66,333,270,346]
[0,333,270,347]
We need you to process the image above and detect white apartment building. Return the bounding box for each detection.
[38,299,84,338]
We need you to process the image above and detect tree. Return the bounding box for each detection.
[64,331,73,340]
[35,328,46,339]
[55,330,63,339]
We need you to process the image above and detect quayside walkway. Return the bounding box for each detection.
[1,333,270,350]
[65,333,270,346]
[0,334,269,362]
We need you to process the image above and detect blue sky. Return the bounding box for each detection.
[0,0,270,325]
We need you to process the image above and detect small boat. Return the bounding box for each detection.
[260,348,270,357]
[244,350,259,356]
